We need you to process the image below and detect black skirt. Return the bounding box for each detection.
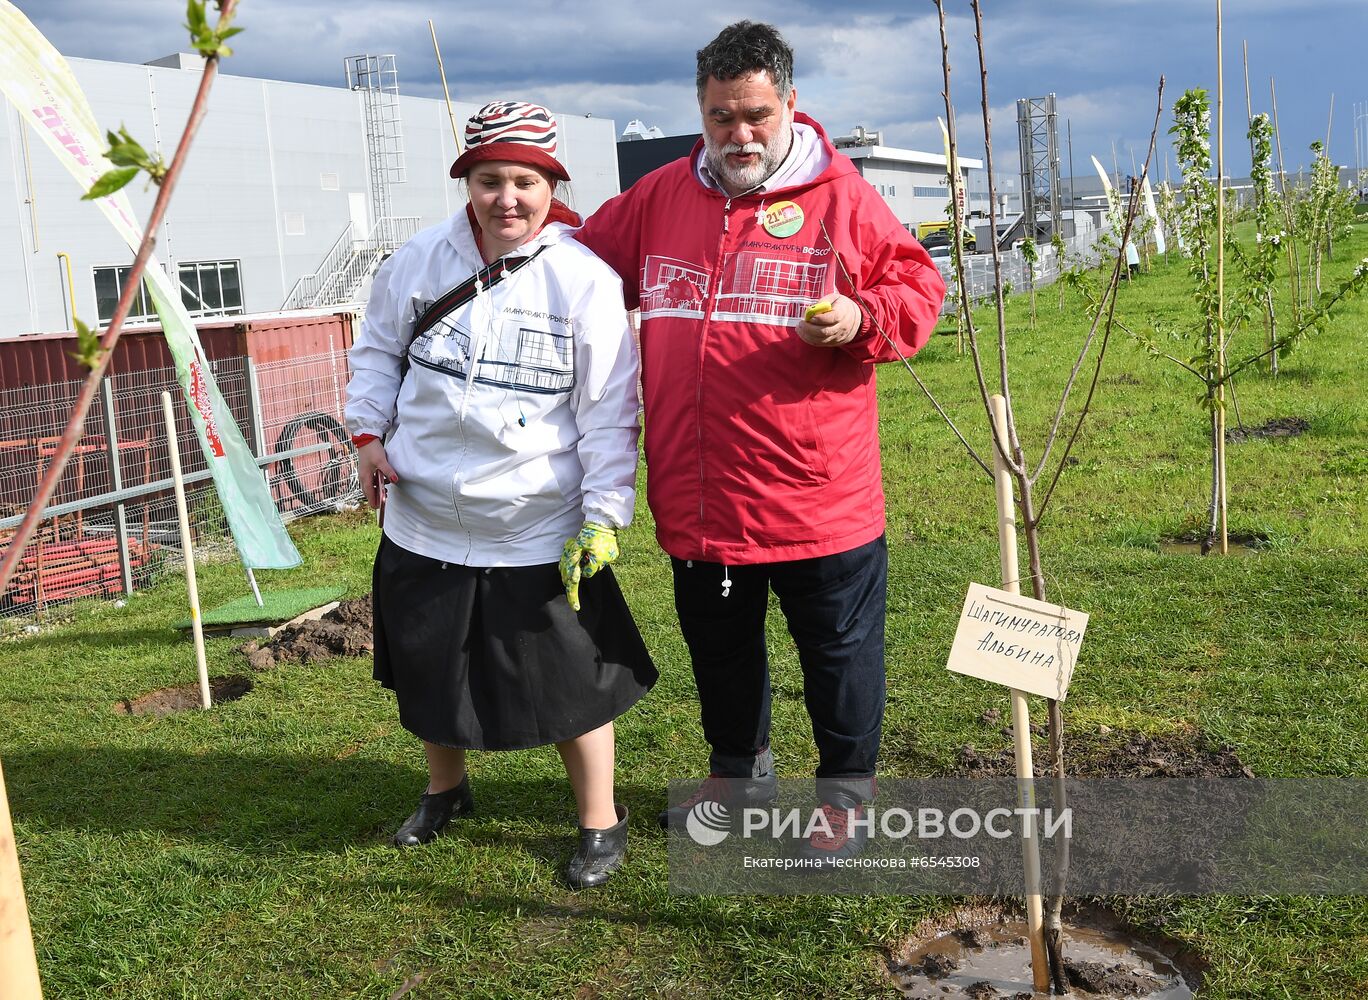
[372,534,657,750]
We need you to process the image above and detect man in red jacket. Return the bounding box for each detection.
[576,20,946,862]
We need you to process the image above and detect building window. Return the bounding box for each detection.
[914,185,947,198]
[93,265,156,325]
[178,260,245,318]
[888,185,896,196]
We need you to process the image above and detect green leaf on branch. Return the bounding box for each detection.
[82,166,139,200]
[104,125,151,167]
[69,317,105,370]
[91,124,167,189]
[185,0,208,34]
[184,0,244,58]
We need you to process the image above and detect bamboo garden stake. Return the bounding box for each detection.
[429,21,463,155]
[991,394,1050,994]
[162,391,212,710]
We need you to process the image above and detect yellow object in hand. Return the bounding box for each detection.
[804,299,833,322]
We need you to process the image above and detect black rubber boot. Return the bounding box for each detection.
[563,803,628,889]
[392,776,474,847]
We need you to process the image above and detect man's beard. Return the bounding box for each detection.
[703,115,792,193]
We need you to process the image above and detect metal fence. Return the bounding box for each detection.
[935,228,1111,313]
[0,348,358,620]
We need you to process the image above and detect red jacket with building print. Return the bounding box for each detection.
[576,114,946,564]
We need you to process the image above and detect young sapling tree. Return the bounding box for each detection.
[931,0,1164,989]
[1141,88,1368,554]
[1020,236,1038,328]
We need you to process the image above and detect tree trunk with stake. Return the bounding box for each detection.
[1215,0,1229,557]
[935,2,1164,991]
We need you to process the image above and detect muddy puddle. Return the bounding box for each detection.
[892,906,1199,999]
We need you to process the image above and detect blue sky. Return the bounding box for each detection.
[13,0,1368,181]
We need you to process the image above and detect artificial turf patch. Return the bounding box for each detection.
[174,585,345,630]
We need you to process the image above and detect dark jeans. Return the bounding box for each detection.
[671,535,887,792]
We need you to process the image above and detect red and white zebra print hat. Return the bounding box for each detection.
[448,100,571,182]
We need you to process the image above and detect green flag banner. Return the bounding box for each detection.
[0,1,301,569]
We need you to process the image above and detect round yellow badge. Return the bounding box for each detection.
[761,200,805,238]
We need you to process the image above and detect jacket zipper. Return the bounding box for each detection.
[450,275,487,557]
[696,196,736,538]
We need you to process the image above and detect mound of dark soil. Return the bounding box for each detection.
[1065,960,1164,995]
[242,596,373,670]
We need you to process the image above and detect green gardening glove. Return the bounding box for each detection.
[558,521,620,612]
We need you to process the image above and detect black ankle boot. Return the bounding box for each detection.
[563,804,628,889]
[392,776,474,847]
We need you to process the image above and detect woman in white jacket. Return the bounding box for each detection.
[345,102,655,889]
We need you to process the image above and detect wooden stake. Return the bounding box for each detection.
[161,392,211,710]
[429,21,463,155]
[1215,0,1228,556]
[1243,40,1256,167]
[989,394,1050,994]
[0,758,44,999]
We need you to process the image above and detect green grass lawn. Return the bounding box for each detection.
[3,224,1367,998]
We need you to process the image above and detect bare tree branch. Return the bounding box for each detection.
[934,0,1003,477]
[970,0,1022,480]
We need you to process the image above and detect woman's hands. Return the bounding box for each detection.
[558,522,620,611]
[357,439,399,509]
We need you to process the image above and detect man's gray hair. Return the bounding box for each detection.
[695,21,794,104]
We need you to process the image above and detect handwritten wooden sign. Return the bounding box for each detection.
[946,582,1088,701]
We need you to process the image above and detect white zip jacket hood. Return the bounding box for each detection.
[346,211,640,567]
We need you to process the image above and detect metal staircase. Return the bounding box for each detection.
[283,53,414,312]
[281,215,420,310]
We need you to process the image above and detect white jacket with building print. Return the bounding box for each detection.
[345,213,639,567]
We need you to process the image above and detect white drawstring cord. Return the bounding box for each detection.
[684,559,731,598]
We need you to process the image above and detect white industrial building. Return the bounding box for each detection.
[832,127,988,233]
[0,53,621,338]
